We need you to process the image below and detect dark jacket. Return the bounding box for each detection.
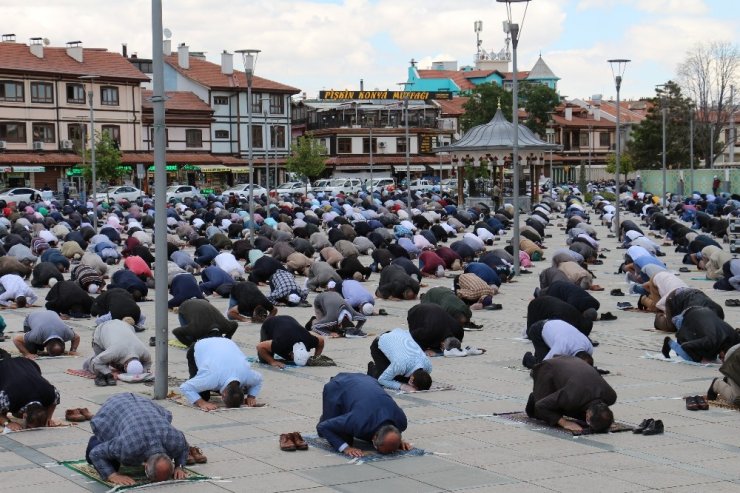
[720,344,740,385]
[527,296,593,336]
[677,307,740,362]
[407,303,464,350]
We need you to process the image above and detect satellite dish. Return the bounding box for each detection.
[42,38,50,46]
[163,28,172,40]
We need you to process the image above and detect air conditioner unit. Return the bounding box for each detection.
[33,141,44,151]
[378,142,386,148]
[0,141,6,150]
[61,139,73,150]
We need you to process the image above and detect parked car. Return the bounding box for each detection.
[166,184,200,201]
[274,181,312,195]
[95,185,143,203]
[312,179,332,194]
[438,179,468,195]
[409,179,434,192]
[368,177,396,193]
[0,187,41,204]
[323,178,363,196]
[221,184,268,199]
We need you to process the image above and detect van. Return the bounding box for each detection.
[368,177,395,193]
[313,178,332,194]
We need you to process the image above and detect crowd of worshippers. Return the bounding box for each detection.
[1,184,739,485]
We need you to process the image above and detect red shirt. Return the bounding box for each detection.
[124,256,152,278]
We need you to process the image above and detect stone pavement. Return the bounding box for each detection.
[1,209,739,493]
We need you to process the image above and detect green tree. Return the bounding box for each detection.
[460,83,512,132]
[605,147,636,182]
[520,82,560,137]
[629,81,696,169]
[285,136,327,196]
[80,131,124,195]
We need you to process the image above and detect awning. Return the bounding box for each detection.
[429,164,455,170]
[228,166,250,173]
[199,165,231,173]
[13,166,45,173]
[335,165,392,171]
[393,165,427,172]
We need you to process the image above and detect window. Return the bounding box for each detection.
[271,126,285,148]
[32,123,55,143]
[66,83,85,104]
[0,80,24,102]
[31,82,53,103]
[362,137,377,154]
[0,122,26,143]
[269,94,284,114]
[337,137,352,154]
[185,129,203,148]
[215,129,229,139]
[132,60,152,73]
[599,132,610,147]
[149,128,169,147]
[396,137,407,154]
[250,93,262,113]
[213,96,229,105]
[251,126,263,148]
[68,123,86,149]
[100,86,119,106]
[102,125,121,146]
[579,131,589,148]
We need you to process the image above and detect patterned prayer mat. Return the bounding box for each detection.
[61,459,207,490]
[706,395,739,410]
[168,339,188,349]
[3,423,74,434]
[166,392,267,411]
[642,352,720,367]
[392,383,454,394]
[66,369,153,383]
[494,411,634,436]
[302,434,426,462]
[143,376,186,387]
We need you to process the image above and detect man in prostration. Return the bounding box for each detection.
[256,315,324,369]
[13,310,80,358]
[173,298,239,347]
[0,357,61,431]
[367,328,433,392]
[83,319,151,387]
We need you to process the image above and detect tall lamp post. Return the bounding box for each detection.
[689,104,694,194]
[656,84,668,211]
[236,49,261,246]
[80,75,99,233]
[397,82,412,208]
[607,58,630,234]
[498,0,530,276]
[363,113,374,192]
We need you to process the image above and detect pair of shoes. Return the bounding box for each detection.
[299,300,312,308]
[617,301,633,309]
[634,418,664,435]
[707,378,719,401]
[345,328,368,338]
[591,260,604,265]
[633,418,653,433]
[725,299,740,307]
[133,324,146,332]
[279,432,309,451]
[65,408,86,422]
[520,269,533,274]
[610,289,625,296]
[464,346,486,356]
[94,374,107,387]
[378,308,388,316]
[598,253,607,259]
[105,374,116,386]
[186,446,208,465]
[600,312,617,321]
[686,395,709,411]
[485,303,503,311]
[679,267,691,273]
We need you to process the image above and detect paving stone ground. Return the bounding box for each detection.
[1,206,739,492]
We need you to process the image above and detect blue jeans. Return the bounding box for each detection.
[668,339,695,361]
[86,436,119,471]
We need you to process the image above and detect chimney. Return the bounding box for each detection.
[593,106,601,121]
[162,39,171,56]
[1,34,16,43]
[360,79,364,91]
[177,43,189,69]
[29,37,43,58]
[122,43,127,58]
[66,41,83,63]
[564,107,572,121]
[220,50,233,75]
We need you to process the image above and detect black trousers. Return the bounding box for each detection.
[186,344,211,402]
[367,334,408,383]
[525,320,550,365]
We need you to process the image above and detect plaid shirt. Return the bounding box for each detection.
[267,270,307,304]
[456,273,495,302]
[88,393,189,480]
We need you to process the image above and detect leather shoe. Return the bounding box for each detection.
[65,408,86,422]
[94,374,107,387]
[641,419,664,435]
[685,396,699,411]
[632,418,654,434]
[279,433,297,451]
[77,408,94,420]
[105,374,117,386]
[694,395,709,411]
[290,432,308,451]
[707,378,719,401]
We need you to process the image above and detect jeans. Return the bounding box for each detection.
[668,339,695,361]
[86,436,119,471]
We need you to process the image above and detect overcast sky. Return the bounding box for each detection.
[4,0,739,101]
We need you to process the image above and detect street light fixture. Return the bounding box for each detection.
[236,49,261,246]
[80,74,99,233]
[607,58,630,235]
[656,84,668,211]
[689,104,695,194]
[397,82,412,208]
[497,0,530,276]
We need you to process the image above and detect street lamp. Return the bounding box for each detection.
[498,0,531,276]
[397,82,412,208]
[689,104,695,194]
[362,112,375,193]
[656,84,668,211]
[607,58,630,235]
[80,75,99,233]
[261,96,272,191]
[236,49,261,246]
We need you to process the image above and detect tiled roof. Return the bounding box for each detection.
[598,101,647,124]
[164,55,300,94]
[327,156,449,165]
[141,90,212,113]
[0,152,80,164]
[527,56,558,80]
[435,97,469,116]
[0,43,149,82]
[552,115,616,128]
[120,152,252,165]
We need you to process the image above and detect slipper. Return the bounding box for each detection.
[725,299,740,307]
[610,289,625,296]
[600,312,618,321]
[464,346,486,356]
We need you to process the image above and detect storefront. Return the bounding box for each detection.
[2,166,46,188]
[198,165,232,194]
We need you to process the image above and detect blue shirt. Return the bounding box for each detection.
[180,338,263,404]
[341,279,374,308]
[377,329,432,390]
[464,262,501,287]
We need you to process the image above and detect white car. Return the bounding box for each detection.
[312,179,332,194]
[368,177,395,193]
[0,187,42,204]
[95,185,143,203]
[409,179,434,192]
[323,178,363,196]
[439,179,468,195]
[166,185,200,201]
[221,184,268,199]
[274,181,312,195]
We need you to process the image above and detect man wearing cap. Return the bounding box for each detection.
[267,269,309,307]
[71,263,105,294]
[83,319,152,387]
[13,309,79,359]
[180,337,263,411]
[31,261,64,288]
[340,279,377,316]
[173,299,238,346]
[257,315,324,369]
[317,372,411,457]
[367,328,432,392]
[309,291,367,338]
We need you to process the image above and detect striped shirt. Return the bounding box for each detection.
[377,329,432,390]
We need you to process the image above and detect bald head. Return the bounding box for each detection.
[145,454,174,482]
[373,424,402,455]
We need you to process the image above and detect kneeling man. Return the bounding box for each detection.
[367,328,432,392]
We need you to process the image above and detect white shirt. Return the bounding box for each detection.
[541,320,593,360]
[0,274,38,306]
[476,228,495,242]
[214,252,244,277]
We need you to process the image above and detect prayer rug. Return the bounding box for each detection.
[168,339,188,349]
[66,368,119,380]
[301,434,426,462]
[65,368,154,382]
[706,395,739,410]
[166,392,267,411]
[143,376,186,387]
[642,352,720,367]
[689,277,714,281]
[494,411,633,436]
[3,423,73,434]
[392,383,454,394]
[61,459,208,490]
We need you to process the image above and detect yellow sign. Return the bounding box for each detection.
[319,90,452,101]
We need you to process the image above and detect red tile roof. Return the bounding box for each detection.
[327,156,444,165]
[0,152,80,164]
[120,152,252,166]
[141,90,212,113]
[0,43,149,82]
[164,55,300,94]
[552,114,616,128]
[435,97,469,116]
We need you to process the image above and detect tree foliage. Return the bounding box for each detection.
[460,83,512,132]
[519,82,561,137]
[286,136,327,195]
[605,146,636,181]
[80,131,124,188]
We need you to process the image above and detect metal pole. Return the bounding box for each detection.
[689,109,694,193]
[247,81,255,244]
[80,76,100,233]
[511,26,521,275]
[731,85,735,166]
[369,124,374,193]
[661,102,667,211]
[405,98,411,208]
[151,0,168,400]
[615,78,622,233]
[264,107,269,192]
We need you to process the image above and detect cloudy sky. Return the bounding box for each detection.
[4,0,738,101]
